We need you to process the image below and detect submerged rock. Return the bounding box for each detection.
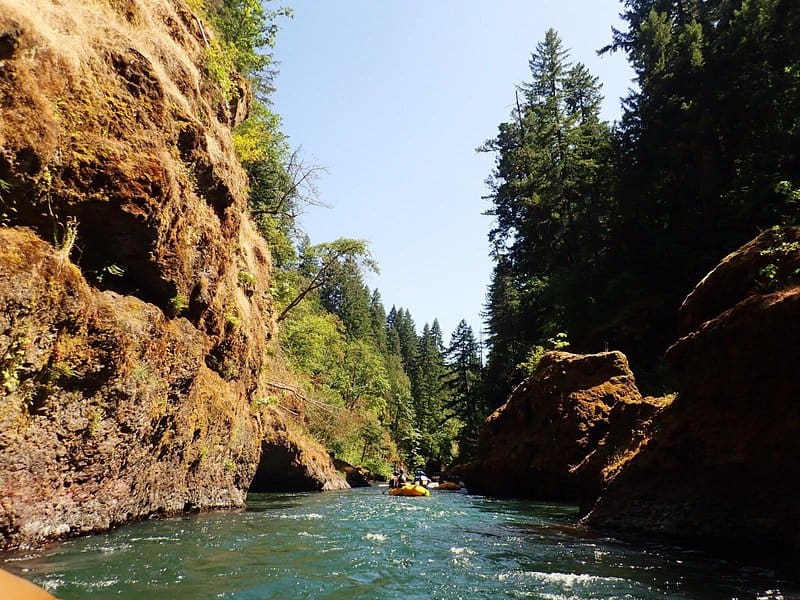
[585,227,800,551]
[465,351,658,502]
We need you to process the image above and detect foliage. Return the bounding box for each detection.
[194,0,292,98]
[517,333,570,377]
[319,256,373,340]
[169,293,189,317]
[481,29,612,406]
[203,0,486,473]
[482,4,799,400]
[277,238,377,322]
[237,270,257,293]
[442,320,486,460]
[597,0,800,381]
[1,337,27,392]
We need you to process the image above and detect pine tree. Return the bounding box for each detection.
[319,256,372,340]
[595,0,800,384]
[368,289,389,354]
[411,323,449,460]
[482,29,612,403]
[442,320,486,458]
[391,308,419,376]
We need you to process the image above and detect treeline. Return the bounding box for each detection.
[279,255,485,473]
[195,0,487,473]
[482,1,800,407]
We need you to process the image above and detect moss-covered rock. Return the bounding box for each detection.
[0,0,344,550]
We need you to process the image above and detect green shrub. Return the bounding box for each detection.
[169,293,189,316]
[517,333,570,376]
[237,270,256,291]
[193,0,292,97]
[1,337,27,392]
[224,310,243,328]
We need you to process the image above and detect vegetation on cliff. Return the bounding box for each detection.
[196,0,800,477]
[188,0,488,474]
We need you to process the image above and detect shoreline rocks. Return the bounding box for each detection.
[464,351,662,503]
[585,238,800,550]
[468,228,800,555]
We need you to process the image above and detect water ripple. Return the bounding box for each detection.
[3,488,798,599]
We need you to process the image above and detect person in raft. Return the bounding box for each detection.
[389,469,408,488]
[413,470,430,487]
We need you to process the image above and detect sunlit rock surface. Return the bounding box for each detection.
[0,0,344,551]
[465,351,662,502]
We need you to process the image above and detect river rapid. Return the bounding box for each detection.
[3,487,797,599]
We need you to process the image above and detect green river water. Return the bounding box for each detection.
[3,487,798,599]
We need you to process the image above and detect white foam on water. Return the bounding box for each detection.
[277,513,323,520]
[40,577,65,592]
[364,533,386,541]
[498,570,626,589]
[97,543,132,554]
[88,578,119,588]
[757,591,785,600]
[450,546,477,555]
[4,555,38,563]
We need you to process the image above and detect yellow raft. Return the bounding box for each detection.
[0,569,56,600]
[389,483,430,497]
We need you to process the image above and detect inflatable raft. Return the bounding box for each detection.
[389,483,430,497]
[435,481,462,491]
[0,569,56,599]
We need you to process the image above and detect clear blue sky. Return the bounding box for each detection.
[272,1,634,342]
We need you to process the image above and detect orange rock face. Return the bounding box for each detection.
[0,0,345,551]
[464,351,664,502]
[585,227,800,551]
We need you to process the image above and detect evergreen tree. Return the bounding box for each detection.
[386,321,402,357]
[319,256,372,340]
[368,289,389,354]
[443,320,486,459]
[595,0,800,384]
[391,308,419,376]
[412,323,449,461]
[431,319,445,354]
[481,29,612,403]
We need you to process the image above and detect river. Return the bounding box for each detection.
[3,487,797,599]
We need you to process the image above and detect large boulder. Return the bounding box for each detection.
[331,458,372,488]
[570,393,669,514]
[464,351,656,501]
[678,226,800,335]
[585,227,800,550]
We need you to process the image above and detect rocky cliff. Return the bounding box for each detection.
[0,0,345,551]
[585,226,800,551]
[464,351,666,502]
